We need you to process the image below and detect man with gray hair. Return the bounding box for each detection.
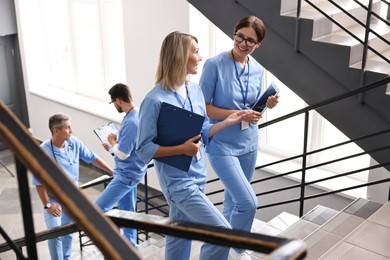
[32,113,113,260]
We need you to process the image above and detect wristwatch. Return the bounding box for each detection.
[44,203,52,209]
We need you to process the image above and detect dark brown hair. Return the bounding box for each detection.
[109,83,133,103]
[234,16,266,43]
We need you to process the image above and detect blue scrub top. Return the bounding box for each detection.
[136,82,213,191]
[32,136,97,186]
[114,109,147,183]
[200,51,265,156]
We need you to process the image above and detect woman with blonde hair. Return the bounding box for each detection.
[136,31,248,260]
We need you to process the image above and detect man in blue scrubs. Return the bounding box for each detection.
[33,113,113,260]
[96,83,147,247]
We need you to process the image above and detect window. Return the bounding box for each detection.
[18,0,126,103]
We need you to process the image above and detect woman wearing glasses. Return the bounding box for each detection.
[199,16,279,259]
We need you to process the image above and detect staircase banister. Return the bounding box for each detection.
[0,101,141,259]
[267,239,307,260]
[106,209,307,259]
[0,224,79,253]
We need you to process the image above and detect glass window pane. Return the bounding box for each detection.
[321,118,369,179]
[261,74,307,155]
[72,1,105,99]
[43,0,76,91]
[102,0,126,87]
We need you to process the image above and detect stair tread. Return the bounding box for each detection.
[282,0,359,18]
[314,20,390,45]
[138,201,390,259]
[350,56,390,75]
[319,241,390,260]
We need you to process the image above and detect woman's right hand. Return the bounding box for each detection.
[181,134,202,156]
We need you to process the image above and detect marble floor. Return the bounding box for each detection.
[0,149,107,259]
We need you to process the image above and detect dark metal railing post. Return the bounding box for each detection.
[388,183,390,201]
[294,0,302,52]
[0,226,26,259]
[15,157,38,260]
[358,0,374,104]
[144,171,149,240]
[299,111,310,217]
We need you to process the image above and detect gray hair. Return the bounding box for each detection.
[49,113,71,134]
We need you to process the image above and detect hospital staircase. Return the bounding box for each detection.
[136,198,390,259]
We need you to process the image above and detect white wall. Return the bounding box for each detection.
[15,0,190,190]
[123,0,190,105]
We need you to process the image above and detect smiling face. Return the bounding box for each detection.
[232,27,261,63]
[187,39,202,75]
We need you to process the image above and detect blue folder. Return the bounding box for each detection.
[155,102,205,172]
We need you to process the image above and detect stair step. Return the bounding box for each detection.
[267,212,300,232]
[350,49,390,75]
[278,205,338,240]
[299,198,386,259]
[282,0,385,39]
[281,0,355,17]
[319,241,389,260]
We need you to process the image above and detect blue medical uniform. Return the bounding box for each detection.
[32,136,97,260]
[200,52,265,246]
[136,82,231,260]
[95,109,147,246]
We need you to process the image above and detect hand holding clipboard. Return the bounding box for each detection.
[155,102,205,172]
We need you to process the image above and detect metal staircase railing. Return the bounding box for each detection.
[0,102,141,259]
[0,100,307,259]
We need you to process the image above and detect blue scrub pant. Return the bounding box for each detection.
[44,198,73,260]
[208,151,258,252]
[158,173,231,260]
[95,177,138,246]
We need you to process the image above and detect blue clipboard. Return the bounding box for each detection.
[155,102,205,172]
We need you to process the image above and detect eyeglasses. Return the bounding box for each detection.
[234,33,258,47]
[109,99,115,104]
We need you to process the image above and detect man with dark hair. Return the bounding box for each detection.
[33,113,113,260]
[96,83,147,247]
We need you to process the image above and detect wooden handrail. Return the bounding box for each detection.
[107,209,307,259]
[0,101,141,259]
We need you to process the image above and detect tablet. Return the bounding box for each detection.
[252,81,280,112]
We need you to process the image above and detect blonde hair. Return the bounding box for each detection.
[156,32,198,90]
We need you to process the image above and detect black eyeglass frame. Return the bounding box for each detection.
[233,33,258,47]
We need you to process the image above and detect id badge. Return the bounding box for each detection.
[196,151,202,161]
[241,121,249,130]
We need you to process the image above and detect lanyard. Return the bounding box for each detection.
[50,140,74,165]
[175,85,193,113]
[231,50,250,108]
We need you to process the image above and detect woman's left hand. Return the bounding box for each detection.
[244,110,262,124]
[266,94,279,109]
